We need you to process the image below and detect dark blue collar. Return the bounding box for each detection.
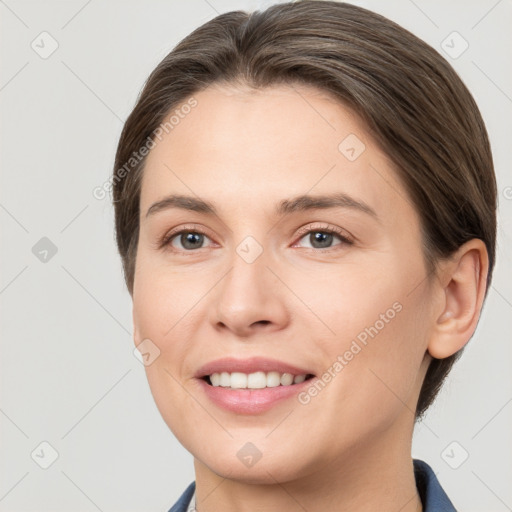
[168,481,195,512]
[413,458,457,511]
[168,459,456,511]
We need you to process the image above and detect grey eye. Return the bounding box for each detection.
[171,232,210,250]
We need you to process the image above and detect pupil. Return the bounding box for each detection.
[182,232,203,249]
[311,232,332,248]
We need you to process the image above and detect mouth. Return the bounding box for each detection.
[195,356,316,386]
[197,370,317,414]
[194,357,317,411]
[200,372,316,389]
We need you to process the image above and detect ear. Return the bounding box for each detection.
[132,303,140,348]
[428,239,489,359]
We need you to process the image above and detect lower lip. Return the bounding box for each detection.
[196,377,316,414]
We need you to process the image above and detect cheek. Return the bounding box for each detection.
[133,258,210,342]
[300,305,427,448]
[133,280,206,453]
[343,305,425,395]
[132,261,205,417]
[295,259,429,425]
[279,258,408,351]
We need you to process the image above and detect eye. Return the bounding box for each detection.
[158,223,353,253]
[294,224,353,250]
[159,227,214,251]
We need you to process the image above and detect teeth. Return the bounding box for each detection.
[208,371,310,389]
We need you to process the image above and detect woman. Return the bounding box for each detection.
[112,1,497,510]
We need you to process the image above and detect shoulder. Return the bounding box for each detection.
[413,459,457,511]
[167,481,196,512]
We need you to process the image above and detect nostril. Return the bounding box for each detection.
[252,320,271,327]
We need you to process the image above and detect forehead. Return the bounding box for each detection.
[140,83,410,223]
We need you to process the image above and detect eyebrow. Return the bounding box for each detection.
[145,193,378,219]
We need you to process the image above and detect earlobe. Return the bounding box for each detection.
[427,239,489,359]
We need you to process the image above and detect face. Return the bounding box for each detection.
[133,83,436,484]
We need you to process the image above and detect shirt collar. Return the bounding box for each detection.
[170,459,456,512]
[413,458,457,511]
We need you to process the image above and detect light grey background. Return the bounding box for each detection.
[1,0,511,511]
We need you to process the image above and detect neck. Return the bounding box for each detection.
[192,410,423,512]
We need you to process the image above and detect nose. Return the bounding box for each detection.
[210,245,290,338]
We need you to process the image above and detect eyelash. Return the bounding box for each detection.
[294,223,353,248]
[158,223,354,253]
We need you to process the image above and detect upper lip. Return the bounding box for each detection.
[195,357,315,378]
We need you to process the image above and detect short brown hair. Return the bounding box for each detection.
[112,1,497,419]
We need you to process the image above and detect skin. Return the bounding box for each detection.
[132,83,489,512]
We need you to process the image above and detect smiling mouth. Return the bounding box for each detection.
[201,373,315,387]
